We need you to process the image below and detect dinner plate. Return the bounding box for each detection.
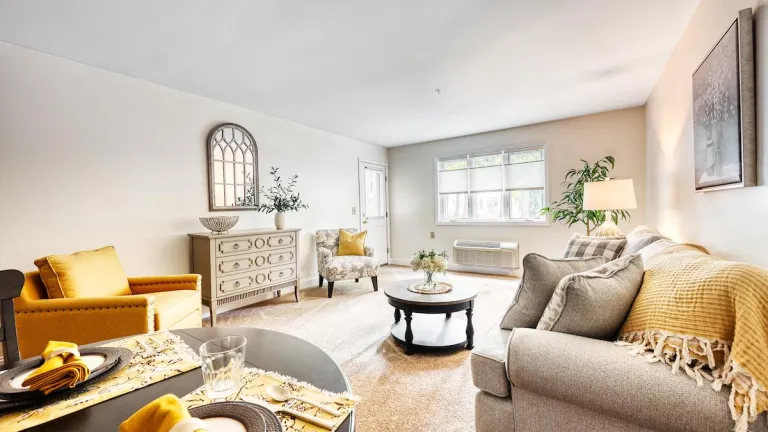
[0,347,132,409]
[190,401,283,432]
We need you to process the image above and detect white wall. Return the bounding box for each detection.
[645,1,768,268]
[0,42,386,282]
[387,107,647,265]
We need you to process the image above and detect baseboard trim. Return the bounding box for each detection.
[390,258,520,278]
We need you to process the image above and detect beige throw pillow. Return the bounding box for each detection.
[500,253,607,330]
[536,253,644,340]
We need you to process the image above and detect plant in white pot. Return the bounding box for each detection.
[256,167,309,229]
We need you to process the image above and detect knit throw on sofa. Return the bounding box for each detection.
[617,244,768,432]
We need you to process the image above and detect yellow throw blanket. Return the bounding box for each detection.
[22,341,90,394]
[618,244,768,432]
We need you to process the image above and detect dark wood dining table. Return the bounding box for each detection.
[27,327,355,431]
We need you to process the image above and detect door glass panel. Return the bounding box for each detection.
[365,168,385,217]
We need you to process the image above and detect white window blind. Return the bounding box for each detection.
[436,146,546,224]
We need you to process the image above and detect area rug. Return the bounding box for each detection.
[203,265,519,432]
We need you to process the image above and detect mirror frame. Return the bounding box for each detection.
[206,123,259,211]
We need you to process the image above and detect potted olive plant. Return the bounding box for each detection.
[256,167,309,229]
[540,156,630,235]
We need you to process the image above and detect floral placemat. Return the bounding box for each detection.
[0,331,200,432]
[181,367,359,432]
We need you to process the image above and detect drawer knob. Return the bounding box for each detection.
[234,262,240,269]
[234,281,240,288]
[278,239,284,244]
[234,243,240,250]
[279,255,284,261]
[279,272,284,277]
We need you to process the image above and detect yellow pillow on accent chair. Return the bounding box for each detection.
[33,246,132,299]
[338,230,367,256]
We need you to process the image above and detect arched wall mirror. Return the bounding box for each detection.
[207,123,259,210]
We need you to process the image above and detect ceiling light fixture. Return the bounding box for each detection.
[434,88,442,95]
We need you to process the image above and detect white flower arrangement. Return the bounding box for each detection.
[410,249,449,286]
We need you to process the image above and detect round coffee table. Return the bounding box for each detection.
[30,327,355,432]
[384,280,477,355]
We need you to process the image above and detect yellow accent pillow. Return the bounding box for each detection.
[338,230,367,256]
[34,246,131,299]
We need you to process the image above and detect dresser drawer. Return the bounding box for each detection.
[216,255,256,276]
[267,265,296,284]
[217,273,257,295]
[264,248,296,267]
[215,236,254,256]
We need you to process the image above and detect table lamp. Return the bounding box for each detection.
[583,179,636,236]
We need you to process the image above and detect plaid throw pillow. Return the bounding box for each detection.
[563,234,627,261]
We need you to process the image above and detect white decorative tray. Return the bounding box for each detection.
[407,282,453,294]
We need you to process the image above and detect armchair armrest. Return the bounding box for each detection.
[317,247,333,274]
[364,246,375,258]
[128,274,201,295]
[14,296,154,358]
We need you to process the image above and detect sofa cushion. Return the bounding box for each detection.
[563,234,627,261]
[34,246,131,299]
[506,328,747,432]
[619,226,670,257]
[537,254,644,340]
[471,325,512,397]
[137,290,201,330]
[500,254,606,330]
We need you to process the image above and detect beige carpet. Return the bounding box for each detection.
[203,265,519,432]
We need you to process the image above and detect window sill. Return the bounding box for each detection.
[435,220,550,227]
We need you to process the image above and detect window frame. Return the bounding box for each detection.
[434,142,550,227]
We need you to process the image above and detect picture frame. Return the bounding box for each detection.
[691,8,755,192]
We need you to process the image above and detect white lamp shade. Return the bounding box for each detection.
[583,179,637,210]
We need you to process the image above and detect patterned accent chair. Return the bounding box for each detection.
[315,229,379,298]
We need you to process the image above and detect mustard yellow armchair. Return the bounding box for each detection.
[14,272,202,358]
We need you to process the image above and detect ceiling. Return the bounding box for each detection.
[0,0,698,146]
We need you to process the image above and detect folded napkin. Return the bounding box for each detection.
[120,394,207,432]
[22,341,90,394]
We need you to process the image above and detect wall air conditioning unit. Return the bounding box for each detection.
[453,240,519,269]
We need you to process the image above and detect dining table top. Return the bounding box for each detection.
[26,327,355,432]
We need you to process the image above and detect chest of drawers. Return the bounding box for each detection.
[189,228,301,326]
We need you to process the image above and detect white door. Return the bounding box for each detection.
[359,161,389,264]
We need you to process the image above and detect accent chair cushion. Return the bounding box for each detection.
[34,246,131,299]
[563,234,627,261]
[537,254,644,340]
[338,229,367,256]
[136,290,202,330]
[323,256,379,282]
[500,253,606,330]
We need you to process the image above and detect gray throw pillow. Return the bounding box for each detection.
[500,253,607,330]
[563,234,627,261]
[536,253,644,340]
[619,225,670,257]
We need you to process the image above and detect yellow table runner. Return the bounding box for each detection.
[182,367,359,431]
[0,331,200,432]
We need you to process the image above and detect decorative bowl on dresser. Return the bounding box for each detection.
[189,228,301,326]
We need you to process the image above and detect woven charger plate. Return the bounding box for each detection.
[407,281,453,294]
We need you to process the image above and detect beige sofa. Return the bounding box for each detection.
[471,232,768,432]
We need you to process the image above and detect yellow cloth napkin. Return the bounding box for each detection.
[22,341,90,394]
[120,394,207,432]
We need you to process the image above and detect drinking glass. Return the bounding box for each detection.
[199,335,247,399]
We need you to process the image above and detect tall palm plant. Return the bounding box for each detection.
[540,156,630,235]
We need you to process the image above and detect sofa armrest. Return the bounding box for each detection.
[506,328,735,432]
[128,274,201,294]
[364,246,375,258]
[14,296,154,358]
